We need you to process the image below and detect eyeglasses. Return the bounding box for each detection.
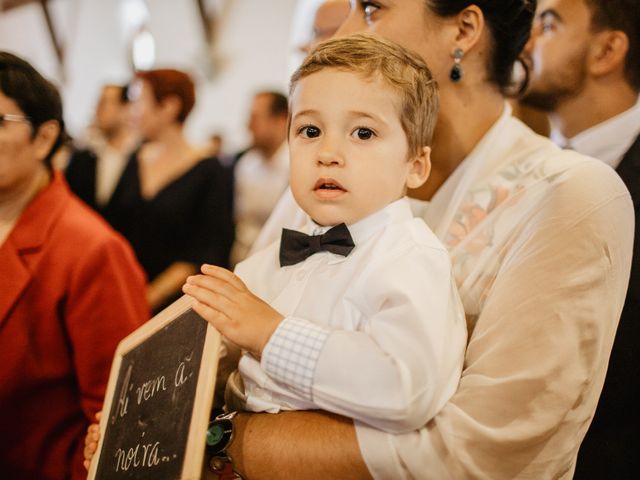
[0,113,32,127]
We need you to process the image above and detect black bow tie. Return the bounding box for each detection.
[279,223,355,267]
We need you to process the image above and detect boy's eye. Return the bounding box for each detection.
[352,127,374,140]
[299,125,321,138]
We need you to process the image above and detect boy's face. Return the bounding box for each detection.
[288,68,429,226]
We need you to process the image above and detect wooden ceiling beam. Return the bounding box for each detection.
[1,0,37,13]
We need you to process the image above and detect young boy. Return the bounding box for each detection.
[183,33,466,434]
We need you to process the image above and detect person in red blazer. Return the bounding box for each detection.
[0,52,149,479]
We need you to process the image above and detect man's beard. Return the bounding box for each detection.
[519,90,562,112]
[520,52,589,112]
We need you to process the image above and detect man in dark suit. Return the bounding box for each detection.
[65,83,139,214]
[521,1,639,477]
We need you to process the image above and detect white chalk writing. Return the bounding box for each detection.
[114,441,172,471]
[112,365,132,424]
[135,375,167,404]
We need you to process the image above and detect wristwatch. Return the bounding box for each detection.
[206,411,244,480]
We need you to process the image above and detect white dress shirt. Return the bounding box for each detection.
[232,198,467,433]
[550,95,640,168]
[254,104,634,479]
[94,142,132,207]
[231,142,289,265]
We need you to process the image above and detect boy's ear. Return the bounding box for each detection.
[406,146,431,189]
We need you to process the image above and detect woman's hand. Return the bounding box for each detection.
[183,264,284,358]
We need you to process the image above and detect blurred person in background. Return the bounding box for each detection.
[205,132,224,158]
[65,83,140,216]
[520,0,640,477]
[107,69,233,313]
[230,91,289,266]
[0,51,147,480]
[299,0,351,54]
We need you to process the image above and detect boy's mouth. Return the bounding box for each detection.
[314,178,346,192]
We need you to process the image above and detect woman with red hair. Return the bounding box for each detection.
[107,69,234,313]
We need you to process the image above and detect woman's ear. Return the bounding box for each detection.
[33,120,60,162]
[406,146,431,189]
[453,5,485,53]
[161,94,183,123]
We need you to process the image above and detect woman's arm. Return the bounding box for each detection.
[229,411,372,480]
[147,261,198,311]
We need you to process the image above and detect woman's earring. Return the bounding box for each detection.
[450,48,464,82]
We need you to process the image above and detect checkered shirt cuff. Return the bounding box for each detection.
[262,317,330,401]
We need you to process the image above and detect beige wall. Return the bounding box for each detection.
[0,0,309,153]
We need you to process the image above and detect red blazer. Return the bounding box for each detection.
[0,173,148,480]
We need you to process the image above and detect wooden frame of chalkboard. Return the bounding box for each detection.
[88,294,220,480]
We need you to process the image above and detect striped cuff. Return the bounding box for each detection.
[262,317,330,400]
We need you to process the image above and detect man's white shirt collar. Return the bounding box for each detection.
[551,95,640,169]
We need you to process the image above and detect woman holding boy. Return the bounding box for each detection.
[87,1,634,478]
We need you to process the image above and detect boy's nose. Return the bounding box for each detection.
[316,135,345,166]
[316,150,344,167]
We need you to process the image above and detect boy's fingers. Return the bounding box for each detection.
[200,264,247,291]
[183,283,236,317]
[85,426,99,445]
[192,300,232,332]
[186,274,238,302]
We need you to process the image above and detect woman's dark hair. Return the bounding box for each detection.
[135,69,196,124]
[427,1,536,93]
[0,51,68,169]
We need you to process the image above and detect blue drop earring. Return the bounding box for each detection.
[450,47,464,82]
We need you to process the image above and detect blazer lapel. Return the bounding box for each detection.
[0,173,69,326]
[0,241,32,326]
[616,133,640,207]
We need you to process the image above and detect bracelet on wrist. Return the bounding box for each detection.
[206,411,243,480]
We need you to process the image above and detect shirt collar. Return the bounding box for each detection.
[551,95,640,169]
[304,197,414,247]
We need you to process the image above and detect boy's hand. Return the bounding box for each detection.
[183,264,285,358]
[83,411,101,471]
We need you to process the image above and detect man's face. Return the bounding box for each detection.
[95,86,125,134]
[248,94,282,152]
[301,0,350,53]
[521,0,594,111]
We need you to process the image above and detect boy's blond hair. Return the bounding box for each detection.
[289,33,439,157]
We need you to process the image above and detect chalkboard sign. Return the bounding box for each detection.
[88,295,220,480]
